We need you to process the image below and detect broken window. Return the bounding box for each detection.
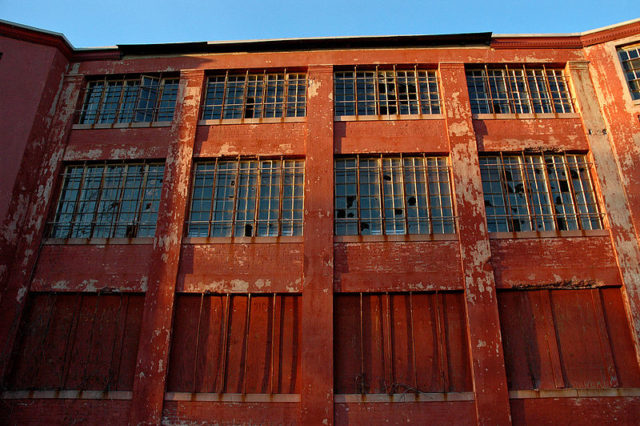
[187,158,304,237]
[618,44,640,100]
[480,153,603,232]
[76,74,179,124]
[47,162,164,239]
[201,72,307,120]
[334,67,440,117]
[466,66,574,114]
[335,156,454,235]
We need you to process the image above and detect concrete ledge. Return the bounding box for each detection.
[1,390,133,400]
[335,392,474,403]
[509,388,640,399]
[164,393,300,402]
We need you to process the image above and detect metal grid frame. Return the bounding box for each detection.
[334,66,441,117]
[47,161,165,239]
[334,155,455,236]
[200,71,307,120]
[75,74,179,124]
[466,65,575,114]
[187,158,304,237]
[618,44,640,100]
[479,152,603,232]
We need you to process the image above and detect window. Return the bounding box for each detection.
[76,75,179,124]
[466,66,574,114]
[187,158,304,237]
[334,68,440,117]
[201,72,307,120]
[480,153,603,232]
[335,156,455,235]
[618,45,640,100]
[48,162,164,239]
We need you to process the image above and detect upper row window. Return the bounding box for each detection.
[618,45,640,100]
[201,72,307,120]
[466,66,574,115]
[334,68,441,117]
[76,75,179,125]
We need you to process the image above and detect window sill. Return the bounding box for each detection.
[198,117,306,126]
[164,393,300,402]
[488,229,609,239]
[43,237,154,245]
[72,121,172,130]
[335,234,458,243]
[1,390,132,400]
[335,114,443,122]
[183,236,304,244]
[508,388,640,399]
[335,392,474,403]
[473,113,580,120]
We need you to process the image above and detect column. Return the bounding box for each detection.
[0,73,83,382]
[300,65,335,425]
[439,62,511,425]
[129,69,205,425]
[568,60,640,361]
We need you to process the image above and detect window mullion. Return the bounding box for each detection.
[278,158,285,236]
[67,166,88,238]
[208,158,219,237]
[422,154,433,234]
[378,156,386,235]
[484,65,494,114]
[503,65,515,114]
[522,65,535,115]
[399,154,409,234]
[113,79,126,123]
[133,163,151,237]
[231,158,241,236]
[518,154,536,232]
[220,71,229,119]
[94,77,109,125]
[374,66,380,116]
[541,65,557,115]
[282,69,288,120]
[354,68,360,118]
[540,153,558,230]
[563,154,583,230]
[242,70,250,119]
[253,159,261,237]
[498,153,515,231]
[261,70,267,119]
[356,155,362,235]
[87,164,108,238]
[392,65,400,116]
[112,164,129,237]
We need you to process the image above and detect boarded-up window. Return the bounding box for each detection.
[7,293,144,391]
[167,293,300,394]
[334,292,471,394]
[498,288,640,390]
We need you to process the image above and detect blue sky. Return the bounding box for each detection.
[1,0,638,48]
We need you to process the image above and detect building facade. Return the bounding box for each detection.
[1,18,640,425]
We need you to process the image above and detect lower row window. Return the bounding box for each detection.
[48,162,164,239]
[187,158,304,237]
[335,155,455,236]
[480,153,602,232]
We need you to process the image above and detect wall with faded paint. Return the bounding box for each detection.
[2,20,640,426]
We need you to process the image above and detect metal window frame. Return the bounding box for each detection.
[479,152,604,233]
[466,65,575,115]
[187,157,305,238]
[47,161,165,239]
[334,67,441,118]
[334,155,456,236]
[200,71,308,121]
[75,74,179,125]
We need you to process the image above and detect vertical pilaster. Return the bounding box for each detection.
[439,62,511,425]
[0,73,83,384]
[129,69,205,425]
[568,61,640,362]
[301,65,334,425]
